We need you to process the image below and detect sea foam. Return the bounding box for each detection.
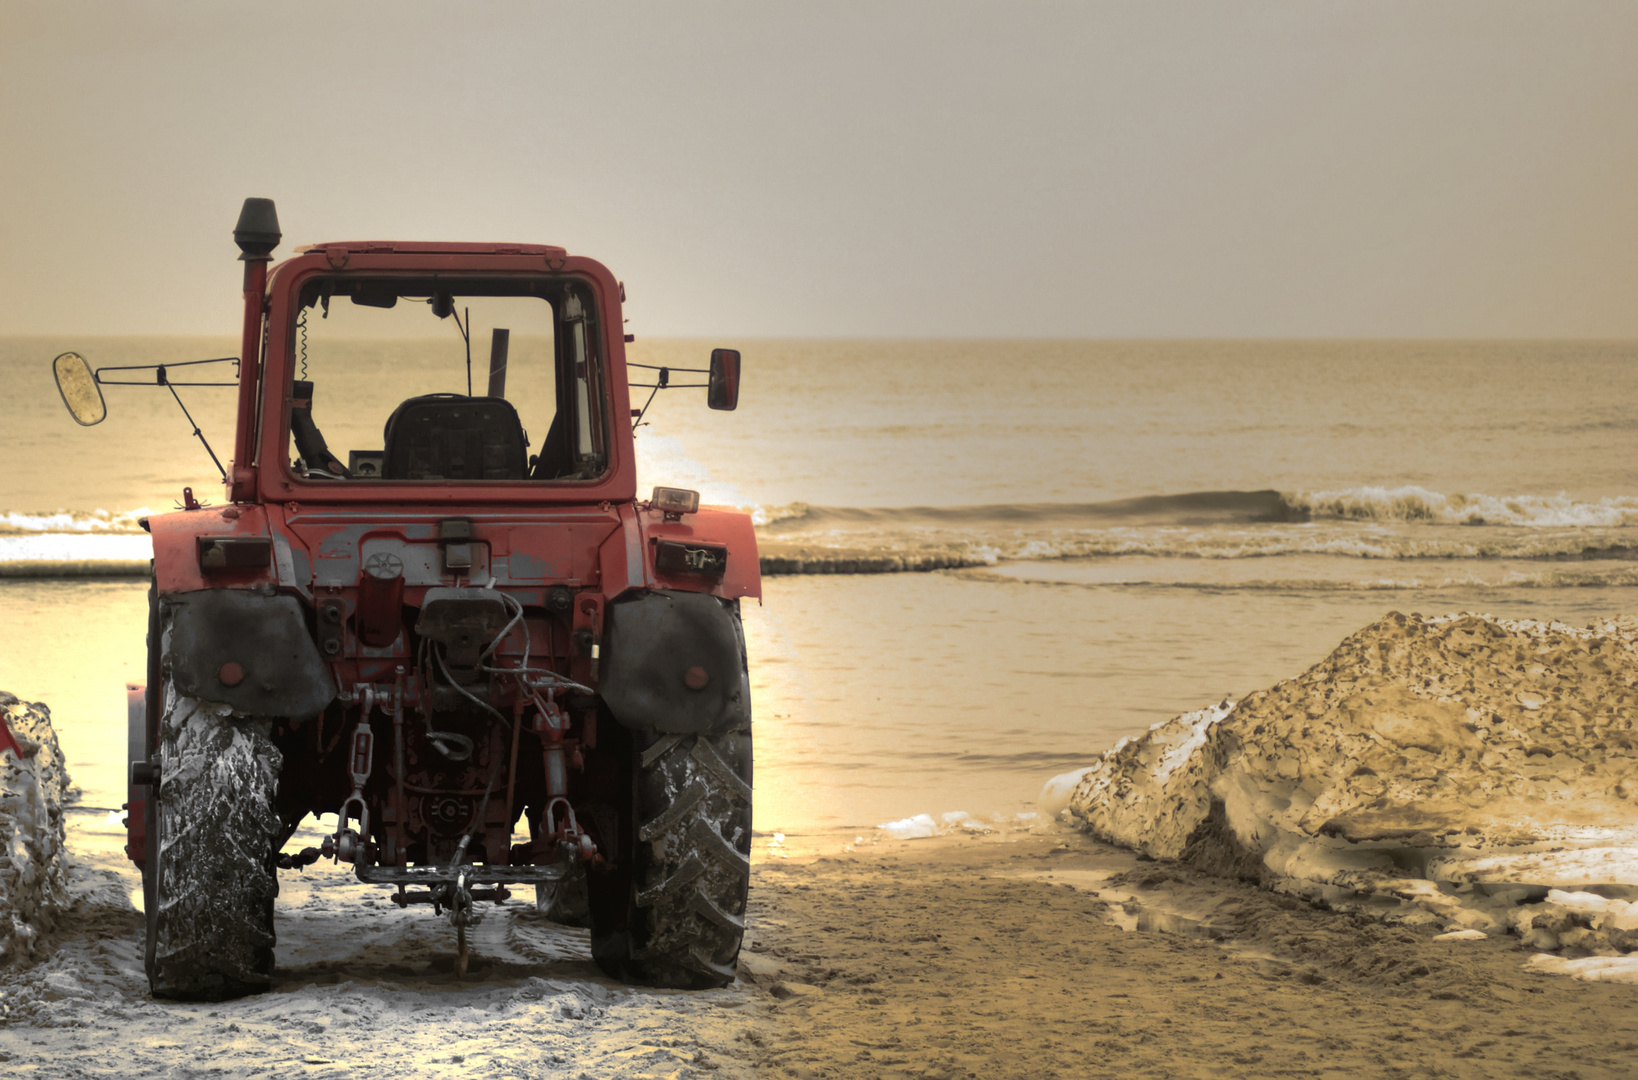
[1289,486,1638,528]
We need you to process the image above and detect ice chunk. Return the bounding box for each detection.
[1526,954,1638,985]
[1,692,70,964]
[1038,767,1097,820]
[878,814,938,840]
[1057,611,1638,959]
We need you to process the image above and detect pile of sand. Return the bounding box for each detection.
[1049,612,1638,974]
[0,692,71,964]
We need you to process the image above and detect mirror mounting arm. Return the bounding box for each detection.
[162,377,227,480]
[627,361,727,430]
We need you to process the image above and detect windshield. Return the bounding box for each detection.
[286,275,607,483]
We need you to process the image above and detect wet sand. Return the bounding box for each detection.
[750,832,1638,1079]
[5,822,1637,1078]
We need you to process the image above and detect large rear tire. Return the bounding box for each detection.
[589,726,752,988]
[147,615,282,1000]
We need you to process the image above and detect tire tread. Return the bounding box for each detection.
[599,727,751,988]
[148,655,281,1001]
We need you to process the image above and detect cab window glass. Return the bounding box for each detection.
[286,277,606,482]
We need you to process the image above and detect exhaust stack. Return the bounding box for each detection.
[229,197,280,501]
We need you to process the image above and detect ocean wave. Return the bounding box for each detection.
[0,560,151,579]
[0,508,153,536]
[759,551,991,575]
[968,565,1638,593]
[755,491,1298,531]
[757,487,1638,533]
[754,526,1638,572]
[11,485,1634,538]
[1287,486,1638,528]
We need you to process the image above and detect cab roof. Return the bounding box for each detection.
[293,240,570,257]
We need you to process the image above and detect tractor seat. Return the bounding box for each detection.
[381,394,528,481]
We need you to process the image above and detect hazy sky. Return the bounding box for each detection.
[3,1,1635,338]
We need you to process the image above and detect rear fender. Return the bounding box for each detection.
[162,590,335,719]
[600,589,750,734]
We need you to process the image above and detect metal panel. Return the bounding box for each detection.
[600,589,749,734]
[165,590,335,719]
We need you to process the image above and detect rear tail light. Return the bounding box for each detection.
[654,539,727,579]
[197,537,272,571]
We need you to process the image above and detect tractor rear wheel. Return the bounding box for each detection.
[147,650,282,999]
[589,726,752,988]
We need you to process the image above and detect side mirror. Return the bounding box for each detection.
[53,352,107,426]
[707,348,740,411]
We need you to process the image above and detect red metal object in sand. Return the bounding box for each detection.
[0,711,22,759]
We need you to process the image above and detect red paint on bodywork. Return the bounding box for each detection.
[229,258,267,503]
[641,505,762,600]
[151,504,275,595]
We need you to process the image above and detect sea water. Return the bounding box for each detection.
[3,337,1637,834]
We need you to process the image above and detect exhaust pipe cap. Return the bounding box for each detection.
[234,197,281,260]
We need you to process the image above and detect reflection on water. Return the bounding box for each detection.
[746,572,1633,833]
[4,571,1633,838]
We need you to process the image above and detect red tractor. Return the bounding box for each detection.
[52,199,757,999]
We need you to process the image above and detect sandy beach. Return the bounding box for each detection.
[4,587,1638,1078]
[2,821,1636,1079]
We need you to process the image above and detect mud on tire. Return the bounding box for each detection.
[148,667,282,1000]
[591,727,752,988]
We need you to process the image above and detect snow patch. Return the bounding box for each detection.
[1,693,71,964]
[1057,611,1638,978]
[1526,954,1638,985]
[1038,767,1097,820]
[876,810,1041,841]
[877,814,938,840]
